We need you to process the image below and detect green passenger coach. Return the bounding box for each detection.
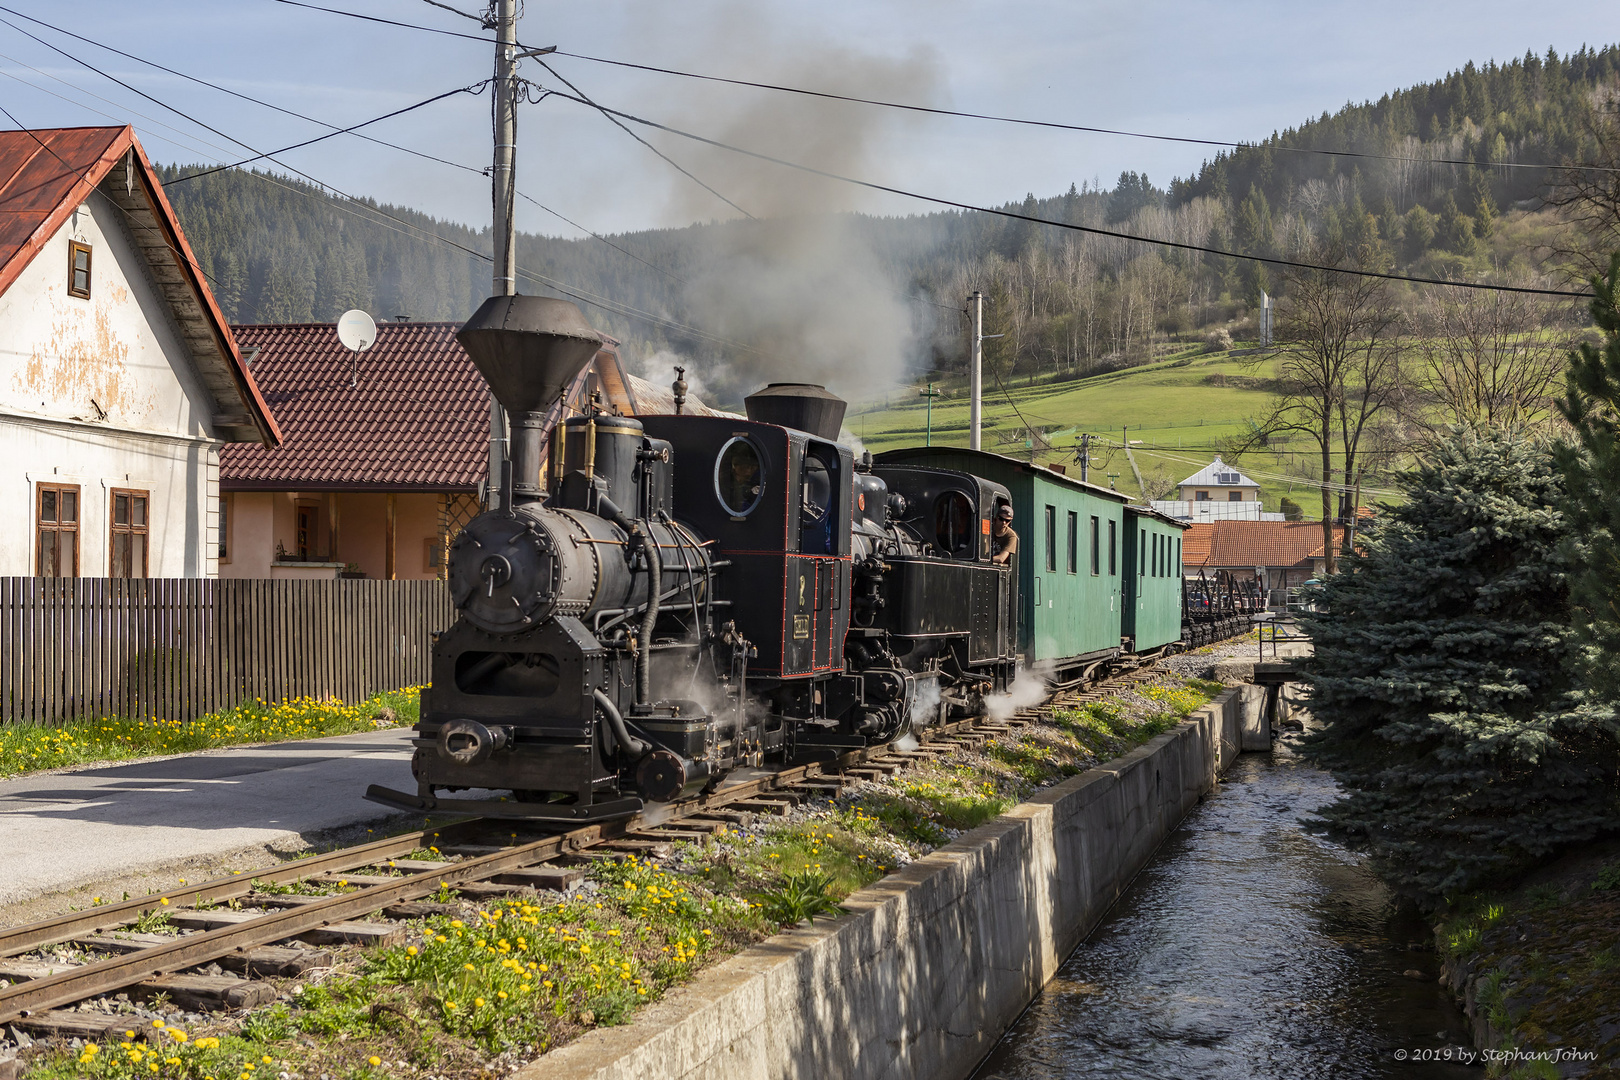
[1122,505,1190,653]
[873,447,1133,683]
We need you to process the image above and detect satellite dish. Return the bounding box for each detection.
[337,309,376,353]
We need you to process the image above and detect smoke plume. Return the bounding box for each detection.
[985,671,1048,723]
[651,10,944,405]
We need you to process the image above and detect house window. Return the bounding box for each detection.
[1089,516,1101,575]
[36,483,79,576]
[110,488,149,578]
[1229,490,1242,502]
[1195,491,1209,501]
[67,240,92,299]
[1044,505,1057,573]
[218,493,230,562]
[1108,520,1117,576]
[1066,511,1078,573]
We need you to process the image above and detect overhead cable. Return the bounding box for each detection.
[547,92,1595,299]
[552,50,1618,176]
[534,60,753,219]
[166,84,487,184]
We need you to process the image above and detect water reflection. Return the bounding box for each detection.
[973,737,1481,1079]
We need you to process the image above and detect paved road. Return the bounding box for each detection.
[0,730,418,907]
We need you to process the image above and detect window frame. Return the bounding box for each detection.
[713,435,766,519]
[67,239,92,299]
[36,482,80,577]
[218,492,231,564]
[1229,490,1242,502]
[1089,515,1101,576]
[109,487,150,578]
[1043,505,1057,573]
[1065,510,1078,574]
[1108,519,1117,576]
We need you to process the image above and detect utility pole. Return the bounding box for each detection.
[484,0,518,512]
[918,382,940,446]
[969,291,983,452]
[1077,432,1090,483]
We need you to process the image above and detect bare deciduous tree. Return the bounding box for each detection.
[1252,244,1405,574]
[1413,286,1576,432]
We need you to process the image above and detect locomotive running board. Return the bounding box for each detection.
[365,785,644,823]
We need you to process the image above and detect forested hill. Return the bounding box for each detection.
[159,43,1620,399]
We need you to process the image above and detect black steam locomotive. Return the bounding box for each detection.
[366,295,1020,822]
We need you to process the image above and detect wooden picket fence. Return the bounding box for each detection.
[0,578,453,725]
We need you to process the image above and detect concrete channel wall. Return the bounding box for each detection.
[518,688,1243,1080]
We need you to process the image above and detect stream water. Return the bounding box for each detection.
[973,735,1483,1079]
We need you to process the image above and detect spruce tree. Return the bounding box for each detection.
[1302,428,1620,899]
[1557,253,1620,702]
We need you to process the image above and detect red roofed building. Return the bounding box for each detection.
[0,126,278,578]
[218,321,720,580]
[1181,519,1347,590]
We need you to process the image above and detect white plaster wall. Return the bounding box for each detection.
[0,196,227,577]
[0,418,217,577]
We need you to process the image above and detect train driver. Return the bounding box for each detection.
[990,504,1018,566]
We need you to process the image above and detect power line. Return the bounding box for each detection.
[0,5,487,176]
[166,84,486,184]
[547,91,1595,300]
[552,50,1618,177]
[515,190,684,283]
[269,0,493,43]
[534,59,753,220]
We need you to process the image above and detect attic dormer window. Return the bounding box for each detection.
[1216,471,1239,484]
[67,240,92,299]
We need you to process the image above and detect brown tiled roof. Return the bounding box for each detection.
[1182,520,1346,569]
[0,125,278,444]
[221,322,489,491]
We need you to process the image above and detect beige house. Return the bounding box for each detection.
[1175,455,1261,502]
[0,126,278,579]
[218,321,707,580]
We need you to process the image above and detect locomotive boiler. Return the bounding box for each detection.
[366,295,1020,823]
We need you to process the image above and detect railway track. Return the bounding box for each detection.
[0,665,1168,1041]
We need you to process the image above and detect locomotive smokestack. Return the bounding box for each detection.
[458,295,603,504]
[743,382,847,441]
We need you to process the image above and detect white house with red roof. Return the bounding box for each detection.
[0,126,279,579]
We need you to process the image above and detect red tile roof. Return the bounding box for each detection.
[1182,520,1346,570]
[222,322,491,491]
[0,126,278,444]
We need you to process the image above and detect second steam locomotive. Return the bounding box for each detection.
[367,294,1196,823]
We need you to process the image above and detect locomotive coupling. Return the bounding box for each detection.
[436,719,513,767]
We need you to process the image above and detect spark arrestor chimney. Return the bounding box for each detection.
[457,295,603,505]
[743,382,847,441]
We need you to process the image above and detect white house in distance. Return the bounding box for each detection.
[1151,455,1282,523]
[0,126,280,578]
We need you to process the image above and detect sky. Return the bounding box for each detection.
[0,0,1614,240]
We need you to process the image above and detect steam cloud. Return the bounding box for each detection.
[985,671,1048,723]
[651,11,944,406]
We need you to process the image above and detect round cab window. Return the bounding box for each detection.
[715,437,765,517]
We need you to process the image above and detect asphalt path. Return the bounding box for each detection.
[0,730,418,907]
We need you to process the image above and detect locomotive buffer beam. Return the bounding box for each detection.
[364,785,644,824]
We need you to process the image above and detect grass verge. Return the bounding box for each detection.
[0,688,423,779]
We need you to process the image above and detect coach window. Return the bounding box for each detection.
[1108,520,1117,575]
[110,488,149,578]
[67,240,92,299]
[933,491,974,558]
[1089,516,1101,575]
[1139,528,1146,577]
[1044,505,1057,573]
[715,437,765,518]
[36,483,79,576]
[1065,511,1078,573]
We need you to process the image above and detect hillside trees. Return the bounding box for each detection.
[1303,428,1620,899]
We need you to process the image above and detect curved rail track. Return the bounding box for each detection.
[0,665,1172,1039]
